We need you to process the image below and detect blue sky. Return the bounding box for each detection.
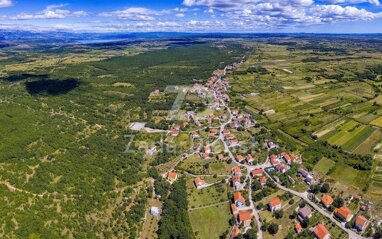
[0,0,382,33]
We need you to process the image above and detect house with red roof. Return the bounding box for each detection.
[204,145,211,154]
[282,153,294,165]
[236,154,245,163]
[268,197,282,211]
[231,166,242,176]
[295,223,303,234]
[258,176,267,186]
[183,120,189,128]
[250,168,264,177]
[232,226,240,238]
[355,215,368,231]
[231,176,241,189]
[200,153,210,160]
[168,130,179,137]
[194,177,206,189]
[313,224,330,239]
[217,153,225,161]
[275,163,288,173]
[246,154,255,165]
[190,131,199,139]
[226,133,235,140]
[173,124,180,131]
[334,207,353,222]
[270,154,279,166]
[233,191,245,207]
[321,195,334,208]
[231,203,239,215]
[208,132,216,138]
[237,210,253,227]
[222,129,230,136]
[230,139,240,147]
[167,171,178,183]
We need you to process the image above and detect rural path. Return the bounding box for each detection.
[263,171,366,239]
[188,201,229,211]
[160,61,366,239]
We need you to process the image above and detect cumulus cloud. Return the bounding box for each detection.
[11,5,87,20]
[182,0,382,27]
[99,7,164,21]
[311,5,379,21]
[2,0,382,32]
[0,0,12,8]
[322,0,380,5]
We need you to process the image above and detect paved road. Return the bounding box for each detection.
[163,63,365,239]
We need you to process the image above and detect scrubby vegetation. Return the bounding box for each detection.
[0,40,246,238]
[158,177,194,239]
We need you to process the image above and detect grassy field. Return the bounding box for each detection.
[323,120,374,152]
[329,164,369,190]
[314,157,336,175]
[230,41,382,212]
[187,177,229,208]
[188,203,231,239]
[262,197,301,239]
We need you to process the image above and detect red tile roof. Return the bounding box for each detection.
[314,224,330,239]
[356,216,368,228]
[295,223,303,233]
[167,171,177,180]
[284,153,292,162]
[233,191,245,203]
[238,211,253,222]
[259,176,267,184]
[269,197,281,207]
[322,195,333,206]
[194,177,204,185]
[251,168,264,176]
[236,155,244,161]
[232,226,240,237]
[231,166,241,174]
[231,204,238,213]
[335,207,352,221]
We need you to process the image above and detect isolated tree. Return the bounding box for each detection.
[273,210,284,219]
[332,197,344,208]
[320,183,330,193]
[268,223,279,235]
[244,228,257,239]
[252,180,262,191]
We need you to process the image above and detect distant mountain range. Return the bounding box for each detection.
[1,30,382,45]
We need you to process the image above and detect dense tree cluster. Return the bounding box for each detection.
[158,177,194,239]
[303,141,372,171]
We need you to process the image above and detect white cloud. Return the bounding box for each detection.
[2,0,382,32]
[99,7,164,21]
[322,0,380,5]
[0,0,12,8]
[182,0,382,27]
[312,4,379,21]
[11,5,87,20]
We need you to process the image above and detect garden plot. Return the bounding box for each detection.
[323,120,374,152]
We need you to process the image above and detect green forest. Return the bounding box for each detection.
[0,42,246,238]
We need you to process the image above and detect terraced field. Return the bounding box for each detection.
[230,41,382,217]
[323,120,375,152]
